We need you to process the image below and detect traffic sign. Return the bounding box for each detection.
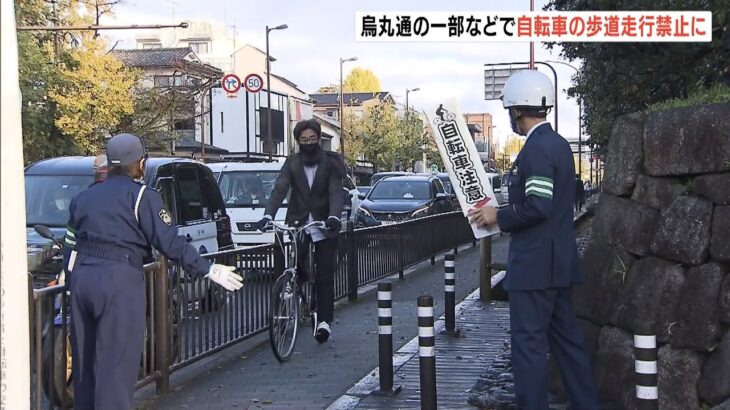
[244,73,264,93]
[222,74,241,94]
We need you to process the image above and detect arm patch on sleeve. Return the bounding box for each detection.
[159,209,172,225]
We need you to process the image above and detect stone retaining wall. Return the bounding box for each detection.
[572,103,730,409]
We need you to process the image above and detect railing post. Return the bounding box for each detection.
[479,237,492,302]
[154,257,171,394]
[347,223,359,301]
[418,295,437,410]
[398,226,405,280]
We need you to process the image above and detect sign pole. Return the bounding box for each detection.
[1,0,31,406]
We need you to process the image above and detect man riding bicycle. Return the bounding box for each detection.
[256,119,346,343]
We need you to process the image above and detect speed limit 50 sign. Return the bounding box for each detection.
[244,73,264,93]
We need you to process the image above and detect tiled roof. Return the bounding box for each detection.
[109,48,195,68]
[309,92,391,106]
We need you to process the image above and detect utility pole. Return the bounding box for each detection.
[339,56,357,158]
[265,24,287,161]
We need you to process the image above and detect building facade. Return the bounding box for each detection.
[463,112,496,169]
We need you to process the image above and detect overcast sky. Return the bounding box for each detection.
[101,0,585,148]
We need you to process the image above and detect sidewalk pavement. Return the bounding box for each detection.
[136,235,510,410]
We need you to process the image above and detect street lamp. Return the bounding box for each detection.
[339,56,358,157]
[405,87,421,168]
[265,23,287,161]
[405,87,420,119]
[546,60,583,177]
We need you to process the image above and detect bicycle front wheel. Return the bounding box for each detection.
[269,271,300,362]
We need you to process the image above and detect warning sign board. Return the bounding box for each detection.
[425,99,500,239]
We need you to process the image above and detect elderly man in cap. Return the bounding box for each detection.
[91,154,108,186]
[63,133,243,410]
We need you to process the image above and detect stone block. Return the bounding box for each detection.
[591,194,660,256]
[595,326,638,408]
[712,398,730,410]
[630,174,687,210]
[721,274,730,325]
[658,346,703,410]
[694,173,730,205]
[643,103,730,176]
[670,263,726,351]
[613,257,685,343]
[711,206,730,263]
[574,243,635,325]
[650,196,713,265]
[699,331,730,405]
[603,112,646,196]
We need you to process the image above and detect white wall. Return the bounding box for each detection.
[210,87,290,155]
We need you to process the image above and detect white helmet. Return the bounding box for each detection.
[501,69,555,110]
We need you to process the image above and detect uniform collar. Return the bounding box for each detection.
[525,120,550,140]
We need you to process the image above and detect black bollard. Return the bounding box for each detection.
[443,253,460,336]
[418,295,437,410]
[372,281,401,396]
[634,332,658,410]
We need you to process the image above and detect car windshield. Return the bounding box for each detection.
[369,180,430,200]
[25,175,94,227]
[218,171,288,208]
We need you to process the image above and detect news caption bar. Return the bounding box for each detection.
[355,11,712,42]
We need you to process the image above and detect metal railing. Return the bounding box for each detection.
[28,211,473,408]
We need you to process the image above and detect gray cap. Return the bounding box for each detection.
[106,133,146,166]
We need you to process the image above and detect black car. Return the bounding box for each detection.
[25,156,233,261]
[357,175,455,224]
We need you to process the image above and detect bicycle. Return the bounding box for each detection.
[266,220,325,362]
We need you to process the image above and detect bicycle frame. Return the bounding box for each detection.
[270,221,325,272]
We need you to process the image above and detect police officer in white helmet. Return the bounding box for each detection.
[469,70,600,409]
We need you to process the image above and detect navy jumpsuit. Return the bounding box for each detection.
[496,123,600,409]
[63,174,211,410]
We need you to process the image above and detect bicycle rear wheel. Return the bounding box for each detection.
[269,270,300,362]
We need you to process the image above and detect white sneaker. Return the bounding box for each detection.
[314,321,331,343]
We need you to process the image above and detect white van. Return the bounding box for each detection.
[207,162,287,247]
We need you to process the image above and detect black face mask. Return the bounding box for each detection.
[299,142,322,165]
[509,109,524,135]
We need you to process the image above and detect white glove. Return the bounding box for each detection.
[205,264,243,292]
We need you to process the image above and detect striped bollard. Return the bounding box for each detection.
[372,282,401,396]
[634,332,658,409]
[418,295,437,410]
[444,253,460,336]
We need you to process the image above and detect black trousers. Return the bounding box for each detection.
[297,235,338,324]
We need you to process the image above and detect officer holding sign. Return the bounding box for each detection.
[468,70,600,410]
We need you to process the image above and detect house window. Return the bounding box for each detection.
[154,75,184,87]
[173,118,195,131]
[141,42,161,49]
[189,41,209,54]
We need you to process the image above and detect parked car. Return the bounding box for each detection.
[25,156,233,256]
[370,171,412,187]
[206,162,289,247]
[418,172,461,211]
[358,175,454,224]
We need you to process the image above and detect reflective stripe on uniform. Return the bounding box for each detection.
[134,185,147,222]
[65,225,77,247]
[525,176,553,198]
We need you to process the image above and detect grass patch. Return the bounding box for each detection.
[647,83,730,112]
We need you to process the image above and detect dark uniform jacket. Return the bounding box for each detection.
[264,151,345,237]
[63,174,210,276]
[496,123,581,291]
